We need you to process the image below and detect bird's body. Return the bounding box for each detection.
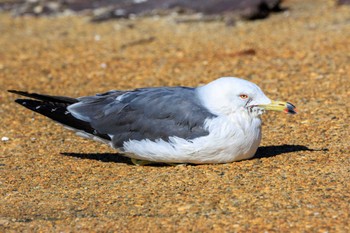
[9,77,296,164]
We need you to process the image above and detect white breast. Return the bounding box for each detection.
[119,114,262,164]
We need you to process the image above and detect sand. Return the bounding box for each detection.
[1,0,350,231]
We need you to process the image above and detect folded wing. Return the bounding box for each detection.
[68,87,216,148]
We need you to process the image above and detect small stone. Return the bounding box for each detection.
[1,137,9,142]
[94,34,101,41]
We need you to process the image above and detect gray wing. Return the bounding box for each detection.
[68,87,216,148]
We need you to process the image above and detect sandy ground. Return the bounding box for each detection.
[1,0,350,232]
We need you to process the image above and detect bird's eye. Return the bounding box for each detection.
[239,94,249,99]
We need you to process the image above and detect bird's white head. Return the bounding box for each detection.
[197,77,296,117]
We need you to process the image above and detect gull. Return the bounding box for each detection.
[8,77,296,165]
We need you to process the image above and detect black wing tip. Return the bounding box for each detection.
[14,98,25,104]
[8,89,23,94]
[8,90,35,99]
[13,98,111,141]
[8,90,78,104]
[9,90,42,107]
[14,99,42,109]
[14,98,29,103]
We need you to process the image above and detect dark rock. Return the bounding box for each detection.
[337,0,350,5]
[91,0,284,22]
[3,0,284,22]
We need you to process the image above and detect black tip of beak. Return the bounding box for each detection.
[286,102,297,114]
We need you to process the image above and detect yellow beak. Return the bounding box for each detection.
[259,100,297,114]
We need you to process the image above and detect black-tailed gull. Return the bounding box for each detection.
[8,77,296,165]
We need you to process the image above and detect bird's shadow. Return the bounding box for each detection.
[61,144,324,165]
[254,144,327,159]
[61,152,134,165]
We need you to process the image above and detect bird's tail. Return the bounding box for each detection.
[8,90,110,141]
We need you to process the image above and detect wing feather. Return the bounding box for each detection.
[68,87,216,148]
